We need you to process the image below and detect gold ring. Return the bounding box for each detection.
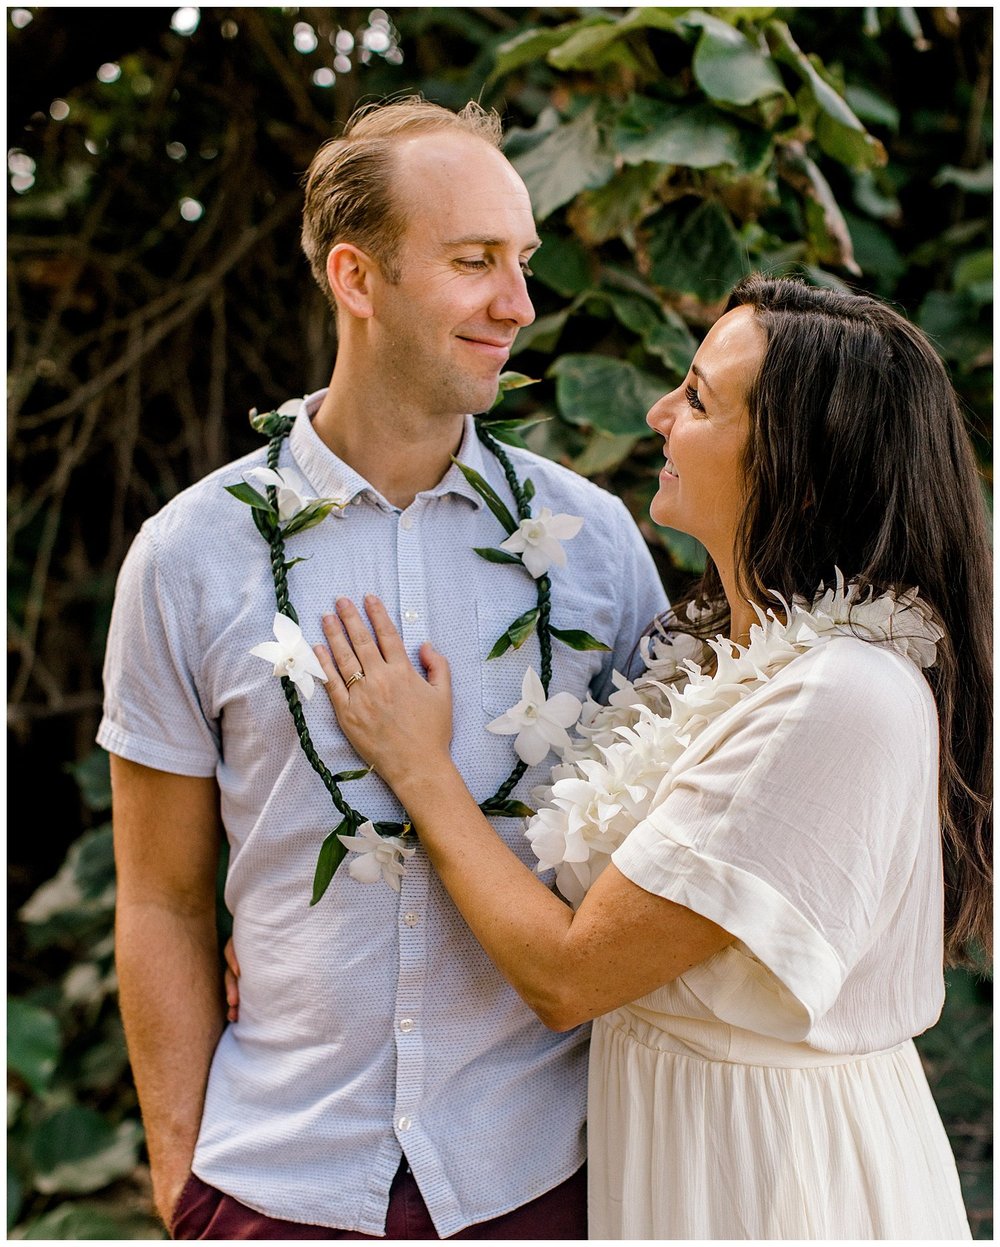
[344,670,365,690]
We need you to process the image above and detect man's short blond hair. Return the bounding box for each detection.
[301,96,504,311]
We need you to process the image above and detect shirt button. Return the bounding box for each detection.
[397,1116,413,1132]
[403,912,419,927]
[399,1018,414,1033]
[401,514,414,530]
[403,609,419,622]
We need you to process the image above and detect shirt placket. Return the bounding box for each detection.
[392,498,430,1164]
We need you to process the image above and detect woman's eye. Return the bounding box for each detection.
[685,385,705,412]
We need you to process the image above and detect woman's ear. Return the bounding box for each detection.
[326,243,375,319]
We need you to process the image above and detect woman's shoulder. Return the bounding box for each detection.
[765,634,937,738]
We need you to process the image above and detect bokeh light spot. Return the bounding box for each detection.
[293,22,318,53]
[10,9,32,29]
[49,99,70,121]
[170,7,200,36]
[97,62,122,84]
[312,68,335,88]
[179,197,204,221]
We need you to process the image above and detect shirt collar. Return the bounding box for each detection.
[287,389,487,512]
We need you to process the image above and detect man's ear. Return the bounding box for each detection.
[326,243,376,319]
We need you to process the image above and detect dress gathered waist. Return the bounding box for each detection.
[598,1004,911,1069]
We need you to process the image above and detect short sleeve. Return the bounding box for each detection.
[593,498,669,701]
[97,524,220,776]
[612,640,936,1036]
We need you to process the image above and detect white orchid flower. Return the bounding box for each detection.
[337,821,416,891]
[244,466,319,522]
[486,668,582,766]
[250,612,328,700]
[499,507,584,579]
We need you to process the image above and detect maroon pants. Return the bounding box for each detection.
[171,1159,587,1240]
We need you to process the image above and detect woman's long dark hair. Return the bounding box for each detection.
[668,273,992,968]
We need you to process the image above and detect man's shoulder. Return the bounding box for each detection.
[138,444,269,548]
[497,442,629,520]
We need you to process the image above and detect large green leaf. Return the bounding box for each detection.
[777,145,860,274]
[8,1162,22,1232]
[648,200,748,303]
[684,12,785,105]
[18,1202,158,1240]
[654,525,708,573]
[63,749,112,812]
[769,22,886,170]
[569,162,665,246]
[510,104,616,221]
[19,824,116,949]
[570,431,640,477]
[615,97,744,170]
[545,7,678,71]
[490,20,595,79]
[530,232,594,297]
[549,355,666,436]
[510,309,570,357]
[7,999,60,1096]
[32,1107,142,1195]
[594,289,698,376]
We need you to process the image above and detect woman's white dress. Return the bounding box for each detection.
[587,637,972,1240]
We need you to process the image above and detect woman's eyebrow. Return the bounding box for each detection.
[691,363,717,398]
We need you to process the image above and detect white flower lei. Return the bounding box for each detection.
[526,572,943,908]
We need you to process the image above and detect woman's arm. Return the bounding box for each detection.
[317,596,732,1030]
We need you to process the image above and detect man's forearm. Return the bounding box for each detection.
[116,901,224,1225]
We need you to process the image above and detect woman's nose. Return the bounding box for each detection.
[646,391,674,435]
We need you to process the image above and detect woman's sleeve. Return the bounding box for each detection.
[611,640,937,1034]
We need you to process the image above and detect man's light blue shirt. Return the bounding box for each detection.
[99,390,668,1235]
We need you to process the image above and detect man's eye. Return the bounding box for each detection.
[457,258,488,270]
[520,263,534,277]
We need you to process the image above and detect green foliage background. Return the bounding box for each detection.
[8,7,992,1238]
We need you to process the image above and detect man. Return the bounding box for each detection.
[101,97,667,1239]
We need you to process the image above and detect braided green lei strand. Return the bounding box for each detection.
[243,408,583,905]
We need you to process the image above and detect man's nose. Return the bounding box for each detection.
[491,265,535,328]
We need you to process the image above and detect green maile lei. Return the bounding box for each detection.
[226,377,610,906]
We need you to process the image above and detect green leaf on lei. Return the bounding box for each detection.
[473,546,524,566]
[331,766,373,783]
[548,625,611,652]
[488,606,540,659]
[249,409,296,437]
[480,798,536,819]
[310,820,350,907]
[373,820,411,837]
[281,498,345,537]
[224,481,274,513]
[451,458,519,534]
[251,507,278,542]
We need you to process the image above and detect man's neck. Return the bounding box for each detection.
[311,372,467,510]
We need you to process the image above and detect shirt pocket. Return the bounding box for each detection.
[475,591,615,717]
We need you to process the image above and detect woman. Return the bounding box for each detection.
[251,276,991,1238]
